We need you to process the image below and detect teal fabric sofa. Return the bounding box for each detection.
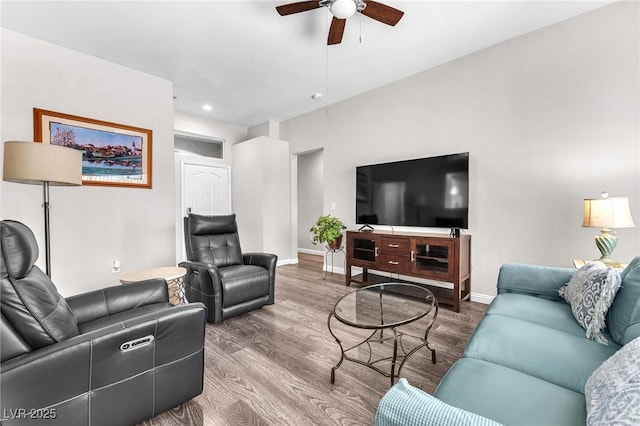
[376,256,640,426]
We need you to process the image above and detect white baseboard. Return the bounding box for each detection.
[277,258,298,266]
[322,265,345,275]
[470,292,494,305]
[297,248,324,256]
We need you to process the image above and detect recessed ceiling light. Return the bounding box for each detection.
[311,93,323,100]
[202,104,213,111]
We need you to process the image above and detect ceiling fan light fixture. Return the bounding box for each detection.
[330,0,357,19]
[276,0,402,45]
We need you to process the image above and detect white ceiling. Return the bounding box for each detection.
[1,0,612,128]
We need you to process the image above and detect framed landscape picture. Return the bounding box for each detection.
[34,108,152,188]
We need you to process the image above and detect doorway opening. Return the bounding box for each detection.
[296,149,324,256]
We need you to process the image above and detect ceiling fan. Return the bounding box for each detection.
[276,0,404,45]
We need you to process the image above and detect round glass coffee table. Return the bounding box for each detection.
[328,282,438,386]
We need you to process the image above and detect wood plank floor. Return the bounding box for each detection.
[140,254,487,426]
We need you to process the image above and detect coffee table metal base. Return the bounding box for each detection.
[327,302,438,386]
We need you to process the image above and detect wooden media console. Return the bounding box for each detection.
[345,230,471,312]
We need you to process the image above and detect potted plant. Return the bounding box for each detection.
[310,214,347,249]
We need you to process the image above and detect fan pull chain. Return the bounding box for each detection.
[326,43,330,118]
[325,10,330,117]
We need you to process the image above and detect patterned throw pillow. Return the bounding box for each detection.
[558,261,621,345]
[585,336,640,425]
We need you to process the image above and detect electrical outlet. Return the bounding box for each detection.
[112,260,120,273]
[331,202,336,211]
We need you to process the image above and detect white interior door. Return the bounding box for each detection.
[182,162,231,216]
[179,160,231,261]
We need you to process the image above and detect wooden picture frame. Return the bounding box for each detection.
[34,108,152,188]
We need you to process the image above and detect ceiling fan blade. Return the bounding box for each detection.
[276,1,321,16]
[361,0,404,26]
[327,17,346,45]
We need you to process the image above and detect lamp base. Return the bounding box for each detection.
[594,228,618,266]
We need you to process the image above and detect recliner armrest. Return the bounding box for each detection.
[243,252,277,271]
[496,263,576,300]
[179,260,223,323]
[243,253,277,305]
[179,260,223,295]
[66,279,169,325]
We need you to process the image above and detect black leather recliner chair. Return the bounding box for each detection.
[180,213,277,323]
[0,220,207,426]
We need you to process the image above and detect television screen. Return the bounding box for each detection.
[356,153,469,229]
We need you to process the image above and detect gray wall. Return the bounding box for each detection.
[297,150,324,252]
[281,2,640,301]
[232,136,293,263]
[1,29,176,296]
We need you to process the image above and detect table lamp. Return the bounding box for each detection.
[3,141,82,276]
[582,191,636,266]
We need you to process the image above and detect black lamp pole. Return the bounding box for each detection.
[43,181,52,277]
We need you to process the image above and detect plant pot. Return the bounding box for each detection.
[327,234,343,250]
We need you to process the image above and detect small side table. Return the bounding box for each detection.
[325,245,345,279]
[573,259,627,270]
[120,266,187,305]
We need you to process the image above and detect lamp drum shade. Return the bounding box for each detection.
[3,141,82,186]
[582,197,635,229]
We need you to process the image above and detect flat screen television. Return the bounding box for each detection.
[356,152,469,229]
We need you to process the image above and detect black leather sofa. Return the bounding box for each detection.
[180,213,277,323]
[0,220,207,426]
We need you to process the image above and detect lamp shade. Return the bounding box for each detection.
[582,197,635,229]
[3,141,82,186]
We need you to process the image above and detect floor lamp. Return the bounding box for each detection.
[3,141,82,277]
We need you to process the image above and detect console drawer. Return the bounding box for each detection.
[378,253,411,272]
[379,237,410,254]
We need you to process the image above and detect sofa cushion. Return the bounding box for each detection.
[435,358,587,426]
[464,314,618,393]
[607,256,640,345]
[376,378,503,426]
[0,220,79,349]
[486,293,585,337]
[558,262,621,345]
[585,335,640,425]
